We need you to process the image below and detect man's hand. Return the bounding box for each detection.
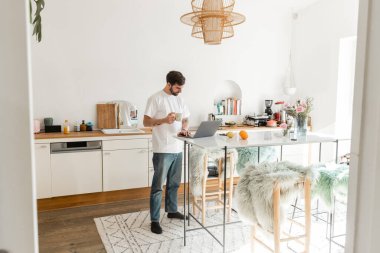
[164,112,176,124]
[178,129,191,137]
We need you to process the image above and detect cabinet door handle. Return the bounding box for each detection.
[139,149,148,153]
[40,145,48,148]
[104,152,111,155]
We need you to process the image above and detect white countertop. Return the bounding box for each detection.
[176,131,342,150]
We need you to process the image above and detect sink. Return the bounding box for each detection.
[101,128,145,134]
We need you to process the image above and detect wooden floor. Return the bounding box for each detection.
[38,198,154,253]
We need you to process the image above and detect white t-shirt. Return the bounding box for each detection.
[144,90,190,153]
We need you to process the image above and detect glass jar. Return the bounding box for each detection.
[296,116,308,137]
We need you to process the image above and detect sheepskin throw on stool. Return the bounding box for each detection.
[236,161,315,232]
[189,147,238,197]
[313,163,349,208]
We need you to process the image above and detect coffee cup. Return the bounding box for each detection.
[175,113,182,122]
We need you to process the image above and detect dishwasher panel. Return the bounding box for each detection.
[50,141,102,197]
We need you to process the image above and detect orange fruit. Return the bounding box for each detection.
[239,130,248,140]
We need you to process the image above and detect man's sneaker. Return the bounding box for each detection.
[151,222,162,234]
[167,212,188,220]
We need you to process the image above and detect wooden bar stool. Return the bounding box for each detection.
[192,152,236,225]
[250,177,311,253]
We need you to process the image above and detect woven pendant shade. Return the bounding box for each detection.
[181,0,245,45]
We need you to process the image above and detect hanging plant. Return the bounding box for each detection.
[29,0,45,42]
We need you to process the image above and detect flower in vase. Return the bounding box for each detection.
[280,122,290,136]
[296,106,305,113]
[284,97,313,120]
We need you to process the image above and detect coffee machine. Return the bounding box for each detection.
[264,100,273,117]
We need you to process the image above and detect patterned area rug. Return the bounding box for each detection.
[95,203,346,253]
[94,208,249,253]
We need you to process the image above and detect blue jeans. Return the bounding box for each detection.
[150,152,182,222]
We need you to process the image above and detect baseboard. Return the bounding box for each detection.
[37,178,240,212]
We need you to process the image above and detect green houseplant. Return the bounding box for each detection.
[29,0,45,42]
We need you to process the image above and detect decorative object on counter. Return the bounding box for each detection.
[80,120,87,131]
[33,120,41,133]
[45,125,61,133]
[44,117,53,127]
[180,0,246,45]
[208,113,216,121]
[284,97,313,137]
[264,99,273,117]
[86,122,94,131]
[63,120,70,134]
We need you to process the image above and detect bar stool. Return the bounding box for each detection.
[192,150,237,225]
[236,161,313,253]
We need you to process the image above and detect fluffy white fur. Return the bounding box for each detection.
[236,161,315,232]
[189,147,238,197]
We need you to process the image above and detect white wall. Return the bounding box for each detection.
[31,0,294,127]
[0,0,38,252]
[292,0,358,134]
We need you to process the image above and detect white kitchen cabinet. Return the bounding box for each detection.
[34,143,51,199]
[51,151,102,197]
[103,139,149,191]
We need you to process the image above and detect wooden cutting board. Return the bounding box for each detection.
[97,104,118,129]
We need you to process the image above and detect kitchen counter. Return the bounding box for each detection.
[34,128,152,139]
[34,126,280,142]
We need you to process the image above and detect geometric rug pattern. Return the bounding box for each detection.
[94,208,249,253]
[95,202,347,253]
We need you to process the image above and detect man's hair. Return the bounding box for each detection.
[166,71,186,86]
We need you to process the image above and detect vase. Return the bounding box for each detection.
[296,116,308,137]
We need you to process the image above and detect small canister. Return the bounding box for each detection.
[86,122,93,131]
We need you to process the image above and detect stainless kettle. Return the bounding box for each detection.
[208,113,215,121]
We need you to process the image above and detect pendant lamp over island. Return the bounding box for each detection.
[180,0,246,45]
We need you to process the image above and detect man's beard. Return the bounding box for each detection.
[170,86,179,96]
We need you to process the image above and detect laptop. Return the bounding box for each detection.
[185,121,222,139]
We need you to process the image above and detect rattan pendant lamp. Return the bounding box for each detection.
[180,0,246,45]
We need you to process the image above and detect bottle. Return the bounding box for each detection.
[80,120,87,131]
[73,121,80,132]
[63,120,70,134]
